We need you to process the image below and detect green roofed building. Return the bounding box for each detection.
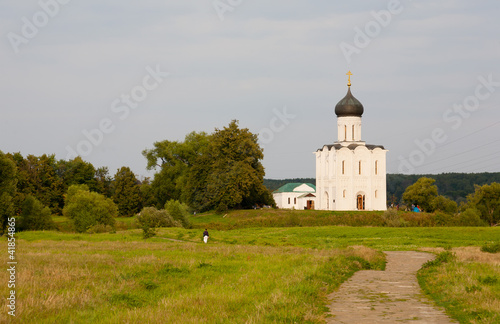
[273,183,316,209]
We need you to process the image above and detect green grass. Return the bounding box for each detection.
[4,211,499,323]
[0,236,383,323]
[419,251,500,324]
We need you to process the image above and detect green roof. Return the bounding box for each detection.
[274,183,316,193]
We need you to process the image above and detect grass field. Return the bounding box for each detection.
[1,212,499,323]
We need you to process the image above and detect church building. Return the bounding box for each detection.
[314,72,387,211]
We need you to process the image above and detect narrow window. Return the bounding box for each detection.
[375,160,378,175]
[359,161,361,175]
[342,161,345,174]
[344,125,347,141]
[288,197,290,204]
[343,190,346,198]
[375,190,378,198]
[352,125,355,140]
[294,198,297,204]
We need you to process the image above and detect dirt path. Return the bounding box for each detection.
[326,251,457,323]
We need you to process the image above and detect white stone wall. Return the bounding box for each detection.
[315,142,387,211]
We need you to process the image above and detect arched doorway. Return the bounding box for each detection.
[324,191,329,210]
[356,194,365,210]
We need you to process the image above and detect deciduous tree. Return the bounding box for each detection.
[0,150,17,233]
[63,185,117,232]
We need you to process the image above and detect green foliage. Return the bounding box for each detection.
[164,199,191,228]
[187,120,273,211]
[382,208,407,227]
[402,177,438,212]
[113,167,141,216]
[480,242,500,253]
[19,195,55,231]
[10,153,64,214]
[464,183,500,226]
[63,185,117,233]
[143,131,210,207]
[421,251,455,269]
[136,207,180,238]
[431,195,458,214]
[145,121,274,212]
[0,150,17,233]
[457,208,486,226]
[57,157,97,191]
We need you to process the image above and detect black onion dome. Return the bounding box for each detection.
[335,87,364,117]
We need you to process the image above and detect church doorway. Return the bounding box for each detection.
[357,194,365,210]
[324,192,329,210]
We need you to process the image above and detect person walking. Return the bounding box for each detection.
[203,229,209,244]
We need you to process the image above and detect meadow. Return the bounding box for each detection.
[1,211,499,323]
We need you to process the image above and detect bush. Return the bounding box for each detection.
[87,224,115,234]
[458,208,487,227]
[165,200,191,228]
[136,207,181,239]
[63,185,117,233]
[19,195,55,231]
[382,209,406,227]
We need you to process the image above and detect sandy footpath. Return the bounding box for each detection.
[327,251,457,323]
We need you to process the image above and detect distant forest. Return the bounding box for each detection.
[264,173,500,204]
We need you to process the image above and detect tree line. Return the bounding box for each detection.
[0,120,274,234]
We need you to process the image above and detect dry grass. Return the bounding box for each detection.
[0,239,383,323]
[418,247,500,324]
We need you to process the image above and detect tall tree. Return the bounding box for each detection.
[402,177,438,212]
[0,150,17,233]
[186,120,274,212]
[95,166,112,197]
[465,183,500,226]
[10,154,64,214]
[113,167,141,216]
[57,157,97,191]
[143,131,210,207]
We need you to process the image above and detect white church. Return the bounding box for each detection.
[314,72,388,211]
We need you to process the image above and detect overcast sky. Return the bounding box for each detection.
[1,0,499,179]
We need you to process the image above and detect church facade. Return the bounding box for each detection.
[314,72,387,211]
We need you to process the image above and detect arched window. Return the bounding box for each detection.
[342,161,345,174]
[344,125,347,141]
[375,190,378,198]
[375,160,378,175]
[343,190,346,198]
[359,161,362,175]
[352,125,355,140]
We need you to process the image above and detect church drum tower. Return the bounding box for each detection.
[314,72,387,211]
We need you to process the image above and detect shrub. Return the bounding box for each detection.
[87,224,115,234]
[382,209,405,227]
[19,195,55,231]
[458,208,487,227]
[165,200,191,228]
[136,207,180,238]
[63,185,117,233]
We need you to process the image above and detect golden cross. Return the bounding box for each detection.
[346,70,353,87]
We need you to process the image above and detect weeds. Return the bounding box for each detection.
[481,242,500,253]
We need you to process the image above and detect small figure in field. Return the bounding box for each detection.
[203,229,209,243]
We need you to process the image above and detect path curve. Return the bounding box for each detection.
[327,251,457,323]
